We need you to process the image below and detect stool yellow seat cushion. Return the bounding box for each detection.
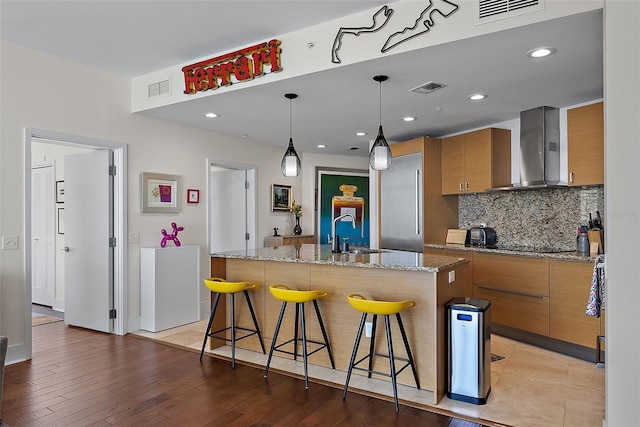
[204,277,257,294]
[347,294,415,315]
[269,284,329,303]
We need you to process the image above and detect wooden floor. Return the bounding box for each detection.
[3,322,485,426]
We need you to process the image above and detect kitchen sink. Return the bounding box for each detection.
[348,247,385,254]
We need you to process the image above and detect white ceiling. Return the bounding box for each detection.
[1,1,603,157]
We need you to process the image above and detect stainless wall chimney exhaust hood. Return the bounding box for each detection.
[489,106,567,191]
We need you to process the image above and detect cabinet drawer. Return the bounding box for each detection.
[473,253,548,296]
[474,284,549,336]
[549,260,601,348]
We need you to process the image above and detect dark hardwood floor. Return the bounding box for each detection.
[3,322,485,426]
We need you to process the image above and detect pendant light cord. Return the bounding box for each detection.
[289,97,293,140]
[379,80,382,127]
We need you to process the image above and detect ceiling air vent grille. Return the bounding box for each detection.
[148,79,171,98]
[478,0,542,21]
[410,81,448,95]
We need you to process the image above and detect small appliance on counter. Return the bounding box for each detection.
[468,226,497,246]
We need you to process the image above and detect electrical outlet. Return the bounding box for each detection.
[365,322,372,338]
[2,235,18,250]
[128,232,140,243]
[448,270,455,283]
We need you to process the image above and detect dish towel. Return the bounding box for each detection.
[586,254,606,317]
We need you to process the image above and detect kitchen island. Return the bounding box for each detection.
[210,244,466,404]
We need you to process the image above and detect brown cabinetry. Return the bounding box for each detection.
[441,128,511,195]
[549,259,601,349]
[264,234,314,247]
[472,253,549,336]
[568,101,604,186]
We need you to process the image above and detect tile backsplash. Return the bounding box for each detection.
[458,186,604,250]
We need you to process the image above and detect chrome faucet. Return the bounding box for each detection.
[331,213,356,253]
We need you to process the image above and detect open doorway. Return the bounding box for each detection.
[207,160,256,253]
[24,128,128,359]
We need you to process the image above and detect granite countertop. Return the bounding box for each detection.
[424,243,598,263]
[211,244,466,272]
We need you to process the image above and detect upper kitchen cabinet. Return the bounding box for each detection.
[441,128,511,195]
[568,101,604,186]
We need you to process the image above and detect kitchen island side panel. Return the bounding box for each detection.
[219,256,465,404]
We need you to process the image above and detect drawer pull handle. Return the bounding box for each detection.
[476,284,544,299]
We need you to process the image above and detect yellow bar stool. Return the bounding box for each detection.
[200,278,266,367]
[264,285,335,389]
[343,294,420,413]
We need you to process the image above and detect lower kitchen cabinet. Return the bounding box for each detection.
[549,259,601,349]
[473,253,549,336]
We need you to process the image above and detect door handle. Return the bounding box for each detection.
[63,246,70,252]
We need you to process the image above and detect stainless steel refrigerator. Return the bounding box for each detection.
[380,152,423,252]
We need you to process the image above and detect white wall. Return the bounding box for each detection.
[603,1,640,425]
[0,40,337,358]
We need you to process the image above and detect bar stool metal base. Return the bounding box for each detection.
[200,290,266,367]
[264,299,335,389]
[343,312,420,412]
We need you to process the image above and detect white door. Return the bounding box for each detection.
[209,165,256,252]
[31,164,55,306]
[64,150,113,332]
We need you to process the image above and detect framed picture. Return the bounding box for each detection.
[187,189,200,204]
[272,184,292,212]
[55,180,65,203]
[141,172,181,213]
[57,208,65,234]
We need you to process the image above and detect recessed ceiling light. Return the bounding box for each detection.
[468,94,487,101]
[402,116,416,122]
[317,144,326,148]
[526,47,557,58]
[204,112,219,118]
[355,131,367,136]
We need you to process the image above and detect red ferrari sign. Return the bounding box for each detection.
[182,39,282,94]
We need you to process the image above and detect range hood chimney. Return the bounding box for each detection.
[489,106,567,191]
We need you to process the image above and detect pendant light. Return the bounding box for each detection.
[281,93,301,177]
[369,75,392,170]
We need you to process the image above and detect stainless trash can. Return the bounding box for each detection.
[447,297,491,405]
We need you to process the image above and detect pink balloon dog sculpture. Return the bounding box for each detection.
[160,222,184,247]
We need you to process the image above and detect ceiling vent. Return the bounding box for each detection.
[477,0,543,22]
[410,81,448,95]
[148,79,171,98]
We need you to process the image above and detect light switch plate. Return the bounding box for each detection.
[2,235,19,250]
[128,232,140,243]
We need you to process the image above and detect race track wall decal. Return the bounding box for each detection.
[331,0,460,64]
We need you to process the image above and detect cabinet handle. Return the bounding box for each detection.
[465,182,469,191]
[415,170,421,234]
[569,172,574,183]
[476,284,544,299]
[459,182,463,192]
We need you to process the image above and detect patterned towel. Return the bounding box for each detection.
[586,254,606,317]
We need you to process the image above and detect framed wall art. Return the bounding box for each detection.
[55,180,65,203]
[187,189,200,204]
[57,208,65,234]
[271,184,292,212]
[141,172,181,213]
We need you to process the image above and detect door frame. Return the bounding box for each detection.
[24,128,127,358]
[206,159,257,254]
